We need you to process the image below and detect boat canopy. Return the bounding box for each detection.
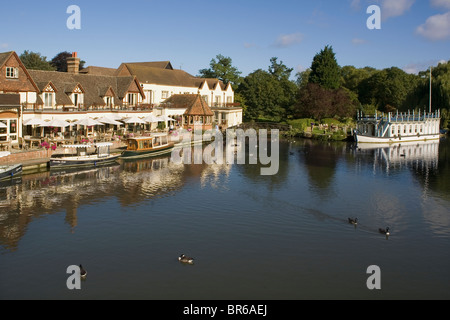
[0,151,11,158]
[63,144,91,148]
[95,142,113,147]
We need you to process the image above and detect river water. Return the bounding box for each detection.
[1,137,449,300]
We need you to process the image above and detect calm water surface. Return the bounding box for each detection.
[1,137,449,299]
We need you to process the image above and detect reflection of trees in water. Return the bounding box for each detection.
[411,138,450,200]
[0,145,246,251]
[234,138,290,190]
[301,139,345,193]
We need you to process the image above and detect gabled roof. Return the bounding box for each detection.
[117,61,231,92]
[28,70,145,106]
[162,94,214,116]
[0,51,40,92]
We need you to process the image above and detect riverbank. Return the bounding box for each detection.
[0,140,127,171]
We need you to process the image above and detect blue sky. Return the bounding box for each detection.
[1,0,449,78]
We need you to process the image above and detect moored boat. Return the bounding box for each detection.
[120,133,175,159]
[0,151,22,181]
[49,142,120,169]
[354,109,441,144]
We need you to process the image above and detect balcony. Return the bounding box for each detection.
[22,103,155,113]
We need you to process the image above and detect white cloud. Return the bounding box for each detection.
[403,60,448,74]
[431,0,450,10]
[352,38,367,45]
[381,0,415,20]
[273,33,304,48]
[416,11,450,41]
[1,43,8,49]
[295,65,307,73]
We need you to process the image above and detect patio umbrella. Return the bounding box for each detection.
[156,115,176,122]
[143,114,160,123]
[123,116,146,133]
[74,118,104,126]
[123,116,146,124]
[24,118,44,126]
[40,119,71,127]
[97,116,123,126]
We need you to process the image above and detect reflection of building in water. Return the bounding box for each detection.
[355,141,439,175]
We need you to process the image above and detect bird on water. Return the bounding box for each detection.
[178,254,194,264]
[79,264,87,278]
[348,217,358,225]
[379,227,390,236]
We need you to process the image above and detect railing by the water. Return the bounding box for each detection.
[357,110,441,123]
[235,122,291,131]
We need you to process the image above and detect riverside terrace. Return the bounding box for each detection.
[0,51,241,148]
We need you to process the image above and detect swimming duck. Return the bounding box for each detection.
[379,227,390,236]
[178,254,194,264]
[348,217,358,225]
[79,264,87,278]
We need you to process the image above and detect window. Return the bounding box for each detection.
[6,67,19,79]
[73,93,79,106]
[44,92,54,107]
[104,96,114,107]
[127,93,137,105]
[161,91,169,99]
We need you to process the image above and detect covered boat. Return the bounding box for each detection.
[354,110,441,144]
[49,142,120,169]
[0,151,22,181]
[120,133,175,159]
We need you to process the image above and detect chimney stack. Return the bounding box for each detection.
[67,52,80,74]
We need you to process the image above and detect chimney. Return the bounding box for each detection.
[67,52,80,74]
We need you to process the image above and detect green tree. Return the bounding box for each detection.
[268,57,293,81]
[309,45,341,89]
[237,58,297,121]
[293,83,356,121]
[358,67,419,112]
[198,54,242,89]
[19,50,55,71]
[295,68,311,88]
[51,51,85,72]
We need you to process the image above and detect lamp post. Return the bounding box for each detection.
[429,66,432,114]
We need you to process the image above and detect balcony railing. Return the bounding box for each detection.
[22,103,155,113]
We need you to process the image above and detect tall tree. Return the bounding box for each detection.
[309,45,341,90]
[19,50,55,71]
[358,67,419,112]
[237,58,297,121]
[198,54,242,89]
[268,57,293,81]
[293,83,356,121]
[51,51,85,72]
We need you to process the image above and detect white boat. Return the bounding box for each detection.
[0,151,22,181]
[354,109,441,144]
[49,142,120,169]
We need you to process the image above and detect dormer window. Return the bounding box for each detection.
[6,67,19,79]
[44,92,54,107]
[104,96,114,107]
[127,93,137,105]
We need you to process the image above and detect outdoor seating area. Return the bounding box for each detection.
[16,114,179,151]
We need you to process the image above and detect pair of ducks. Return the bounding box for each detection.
[348,218,390,236]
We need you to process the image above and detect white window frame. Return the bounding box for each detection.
[6,67,19,79]
[44,92,54,107]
